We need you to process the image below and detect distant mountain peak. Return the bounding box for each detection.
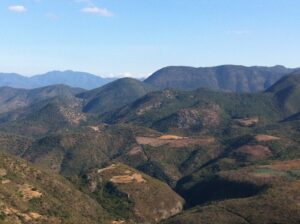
[0,70,116,89]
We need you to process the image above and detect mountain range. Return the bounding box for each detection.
[1,65,299,92]
[1,66,300,224]
[144,65,298,92]
[0,70,116,89]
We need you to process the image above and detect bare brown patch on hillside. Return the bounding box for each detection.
[1,179,11,184]
[127,146,144,156]
[262,160,300,171]
[236,117,259,127]
[158,135,186,140]
[97,164,117,174]
[0,168,7,177]
[176,104,221,128]
[110,173,146,184]
[136,90,176,115]
[59,105,86,125]
[89,126,100,132]
[3,207,18,216]
[3,207,44,222]
[235,145,272,161]
[28,212,42,220]
[252,173,275,178]
[112,221,125,224]
[137,102,162,115]
[19,184,42,200]
[136,136,215,148]
[255,134,281,142]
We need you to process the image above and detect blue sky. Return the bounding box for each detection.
[0,0,299,77]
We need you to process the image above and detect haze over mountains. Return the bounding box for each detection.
[0,70,116,89]
[0,65,298,92]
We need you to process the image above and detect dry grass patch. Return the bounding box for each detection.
[89,126,100,132]
[19,184,42,200]
[127,146,144,156]
[28,212,42,220]
[252,173,276,178]
[255,134,280,142]
[158,135,186,140]
[1,179,11,184]
[0,168,7,177]
[236,145,272,161]
[236,117,259,127]
[3,207,43,222]
[97,164,117,174]
[262,160,300,171]
[136,136,215,148]
[111,220,125,224]
[110,173,146,184]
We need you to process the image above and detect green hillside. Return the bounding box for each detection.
[0,73,300,223]
[79,78,156,114]
[0,97,86,137]
[102,88,281,134]
[74,163,184,223]
[164,160,300,224]
[144,65,295,92]
[267,73,300,116]
[0,153,109,224]
[0,85,83,115]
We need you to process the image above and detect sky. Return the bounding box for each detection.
[0,0,299,78]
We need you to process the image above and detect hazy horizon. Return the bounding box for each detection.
[1,0,299,77]
[1,64,298,79]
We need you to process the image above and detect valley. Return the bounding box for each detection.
[1,67,300,223]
